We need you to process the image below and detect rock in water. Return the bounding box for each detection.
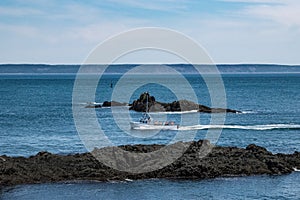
[102,101,128,107]
[129,92,241,113]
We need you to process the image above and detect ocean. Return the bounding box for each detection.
[0,64,300,199]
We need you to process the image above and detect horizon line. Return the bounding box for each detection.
[0,63,300,66]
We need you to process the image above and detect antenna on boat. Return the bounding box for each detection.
[146,92,149,113]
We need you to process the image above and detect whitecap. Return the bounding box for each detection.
[125,178,133,182]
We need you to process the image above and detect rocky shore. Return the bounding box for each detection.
[1,140,300,187]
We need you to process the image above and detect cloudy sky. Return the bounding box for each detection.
[0,0,299,64]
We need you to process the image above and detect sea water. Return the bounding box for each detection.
[0,67,300,199]
[2,174,300,200]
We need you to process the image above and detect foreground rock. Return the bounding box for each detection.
[1,140,300,186]
[130,92,240,113]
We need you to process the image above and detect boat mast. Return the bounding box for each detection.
[146,92,149,113]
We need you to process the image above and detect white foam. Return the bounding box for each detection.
[149,110,199,115]
[134,125,179,131]
[240,110,257,114]
[132,124,300,131]
[178,124,300,131]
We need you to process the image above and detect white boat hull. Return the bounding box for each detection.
[130,122,178,130]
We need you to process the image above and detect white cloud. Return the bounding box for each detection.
[172,5,300,64]
[0,0,299,64]
[0,23,40,38]
[243,1,300,27]
[219,0,300,27]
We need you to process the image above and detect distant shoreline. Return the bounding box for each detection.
[1,63,300,66]
[0,64,300,74]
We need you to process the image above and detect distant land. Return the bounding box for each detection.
[0,64,299,74]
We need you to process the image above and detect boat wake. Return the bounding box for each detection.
[131,124,300,131]
[178,124,300,131]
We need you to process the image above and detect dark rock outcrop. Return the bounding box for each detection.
[102,101,128,107]
[129,92,240,113]
[1,140,299,186]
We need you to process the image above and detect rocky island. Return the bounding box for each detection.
[1,140,300,187]
[87,92,240,113]
[130,92,240,113]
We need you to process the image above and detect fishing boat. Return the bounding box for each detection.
[130,93,179,130]
[130,113,178,130]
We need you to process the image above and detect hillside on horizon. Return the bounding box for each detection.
[0,64,299,74]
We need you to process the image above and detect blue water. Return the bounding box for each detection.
[2,173,300,200]
[0,68,300,199]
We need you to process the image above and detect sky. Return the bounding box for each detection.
[0,0,299,64]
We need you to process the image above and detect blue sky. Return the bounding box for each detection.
[0,0,299,64]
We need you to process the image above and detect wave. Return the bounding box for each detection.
[149,110,257,114]
[240,110,257,114]
[0,110,17,116]
[149,110,199,115]
[74,102,103,106]
[178,124,300,131]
